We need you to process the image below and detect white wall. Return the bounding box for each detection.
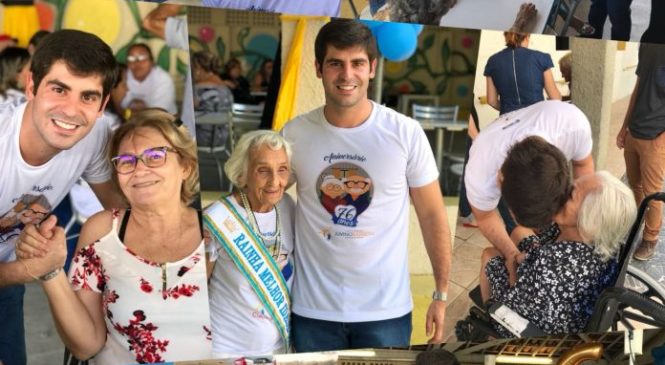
[612,41,639,102]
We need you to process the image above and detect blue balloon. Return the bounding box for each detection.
[411,24,424,35]
[360,19,385,33]
[376,22,417,62]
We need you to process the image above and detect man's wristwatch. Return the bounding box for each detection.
[432,290,448,302]
[39,268,62,282]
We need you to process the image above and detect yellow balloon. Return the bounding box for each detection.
[62,0,121,46]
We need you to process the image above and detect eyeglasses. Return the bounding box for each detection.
[343,180,369,188]
[111,146,177,174]
[127,54,150,63]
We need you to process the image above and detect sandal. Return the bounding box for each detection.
[578,23,596,36]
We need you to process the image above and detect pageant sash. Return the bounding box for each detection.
[203,197,290,348]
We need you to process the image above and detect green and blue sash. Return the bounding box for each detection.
[203,197,290,348]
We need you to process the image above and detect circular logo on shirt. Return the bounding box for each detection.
[317,163,373,227]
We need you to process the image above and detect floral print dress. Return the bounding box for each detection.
[68,210,212,364]
[485,224,617,337]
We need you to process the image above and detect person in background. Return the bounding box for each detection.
[0,47,30,105]
[485,31,561,115]
[616,42,665,261]
[191,50,234,148]
[586,0,632,41]
[558,52,572,101]
[221,58,254,105]
[122,43,177,115]
[252,59,274,93]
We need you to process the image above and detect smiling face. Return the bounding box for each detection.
[244,144,289,213]
[23,61,107,164]
[554,173,602,229]
[115,127,189,208]
[316,45,376,112]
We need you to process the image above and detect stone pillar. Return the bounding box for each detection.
[570,37,616,170]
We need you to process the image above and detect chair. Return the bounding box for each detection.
[195,110,233,192]
[412,104,465,193]
[231,103,263,143]
[455,192,665,341]
[544,0,582,35]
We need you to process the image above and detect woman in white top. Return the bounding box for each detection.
[17,110,211,364]
[203,130,295,358]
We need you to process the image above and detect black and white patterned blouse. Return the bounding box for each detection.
[485,224,617,337]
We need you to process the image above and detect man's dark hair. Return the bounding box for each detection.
[30,29,117,101]
[128,43,154,63]
[314,19,378,72]
[500,136,572,230]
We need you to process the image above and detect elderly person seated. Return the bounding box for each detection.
[479,137,637,337]
[17,110,211,363]
[203,130,294,358]
[122,43,177,114]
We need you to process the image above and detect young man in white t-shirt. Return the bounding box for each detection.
[0,29,123,365]
[465,100,595,286]
[281,19,451,351]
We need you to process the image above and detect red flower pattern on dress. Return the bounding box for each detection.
[70,244,107,292]
[161,284,200,300]
[140,278,153,293]
[177,253,202,277]
[112,310,170,364]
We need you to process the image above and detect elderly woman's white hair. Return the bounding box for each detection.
[224,130,292,188]
[578,171,637,261]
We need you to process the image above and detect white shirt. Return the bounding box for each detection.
[205,194,295,357]
[165,16,196,138]
[0,102,112,262]
[465,100,593,212]
[123,66,177,114]
[282,102,438,322]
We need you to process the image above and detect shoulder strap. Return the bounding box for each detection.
[119,209,131,241]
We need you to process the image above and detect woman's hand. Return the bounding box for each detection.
[18,215,67,276]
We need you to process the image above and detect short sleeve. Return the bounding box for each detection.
[484,56,495,77]
[68,244,104,293]
[81,117,113,185]
[203,226,221,261]
[406,121,439,188]
[538,51,554,71]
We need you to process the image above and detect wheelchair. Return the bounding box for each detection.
[456,192,665,341]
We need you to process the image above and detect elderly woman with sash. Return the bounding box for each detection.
[203,130,295,358]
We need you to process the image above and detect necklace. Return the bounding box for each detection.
[239,191,282,259]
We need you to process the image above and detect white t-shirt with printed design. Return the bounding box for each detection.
[0,101,112,263]
[465,100,593,212]
[281,101,439,322]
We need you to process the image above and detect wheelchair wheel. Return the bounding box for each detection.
[624,265,665,304]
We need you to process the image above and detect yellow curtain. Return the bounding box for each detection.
[3,5,40,47]
[272,16,307,131]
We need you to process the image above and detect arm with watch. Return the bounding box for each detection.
[410,181,452,344]
[15,214,108,359]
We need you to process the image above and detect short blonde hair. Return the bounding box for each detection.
[224,130,292,189]
[578,171,637,261]
[559,52,572,70]
[108,109,199,205]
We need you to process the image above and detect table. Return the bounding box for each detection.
[439,0,553,34]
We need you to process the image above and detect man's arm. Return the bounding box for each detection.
[571,154,594,179]
[471,205,523,286]
[142,4,183,39]
[89,181,126,210]
[409,180,451,344]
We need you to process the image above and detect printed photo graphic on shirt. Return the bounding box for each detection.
[0,194,52,244]
[317,163,373,228]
